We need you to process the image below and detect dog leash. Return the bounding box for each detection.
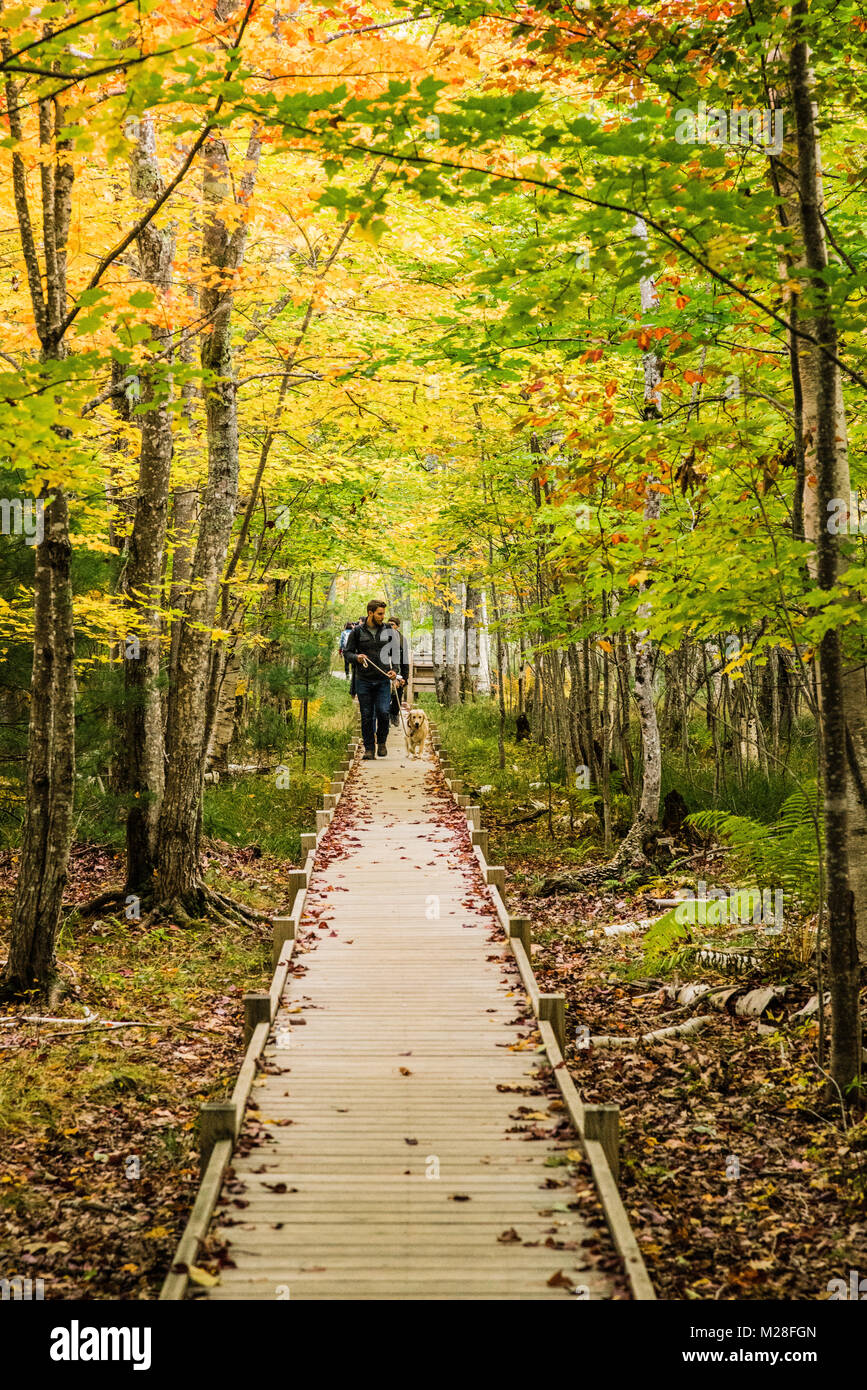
[353,651,411,735]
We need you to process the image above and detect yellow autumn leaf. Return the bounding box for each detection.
[188,1265,220,1288]
[722,646,752,677]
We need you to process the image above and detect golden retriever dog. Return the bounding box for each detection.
[404,707,429,759]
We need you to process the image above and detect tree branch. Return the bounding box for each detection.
[56,0,258,339]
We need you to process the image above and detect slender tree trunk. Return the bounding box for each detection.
[432,557,460,706]
[788,15,862,1092]
[771,44,867,967]
[616,217,663,862]
[121,116,176,890]
[485,530,507,769]
[615,483,663,865]
[463,579,484,699]
[0,493,75,999]
[167,489,198,690]
[0,68,76,999]
[155,127,261,908]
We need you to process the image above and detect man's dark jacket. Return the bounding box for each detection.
[344,621,409,686]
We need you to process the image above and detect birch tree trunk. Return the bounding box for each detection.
[154,127,261,911]
[121,116,176,890]
[477,589,492,695]
[786,17,862,1090]
[463,579,483,698]
[206,649,242,773]
[615,216,663,865]
[432,557,460,706]
[616,484,663,865]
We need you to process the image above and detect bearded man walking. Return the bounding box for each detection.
[343,599,408,758]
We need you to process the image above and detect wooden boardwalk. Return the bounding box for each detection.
[199,744,621,1300]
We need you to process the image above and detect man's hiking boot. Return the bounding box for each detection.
[377,744,388,757]
[363,749,375,760]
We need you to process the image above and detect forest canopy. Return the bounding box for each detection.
[0,0,864,1103]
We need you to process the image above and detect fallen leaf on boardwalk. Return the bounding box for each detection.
[497,1228,521,1243]
[188,1265,220,1288]
[399,1066,412,1076]
[547,1270,575,1289]
[449,1194,471,1201]
[404,1137,418,1145]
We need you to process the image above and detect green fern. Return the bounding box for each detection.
[686,789,820,910]
[640,906,693,966]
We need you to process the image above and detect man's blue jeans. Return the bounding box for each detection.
[356,679,392,750]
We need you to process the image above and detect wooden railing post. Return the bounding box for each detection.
[199,1101,236,1172]
[486,865,506,893]
[272,915,295,969]
[286,869,306,911]
[243,992,271,1047]
[585,1103,620,1184]
[508,917,531,955]
[539,992,566,1053]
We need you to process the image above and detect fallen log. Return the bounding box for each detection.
[692,947,759,974]
[502,806,547,829]
[586,915,663,940]
[0,1006,99,1027]
[734,985,786,1018]
[589,1014,717,1048]
[791,992,830,1022]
